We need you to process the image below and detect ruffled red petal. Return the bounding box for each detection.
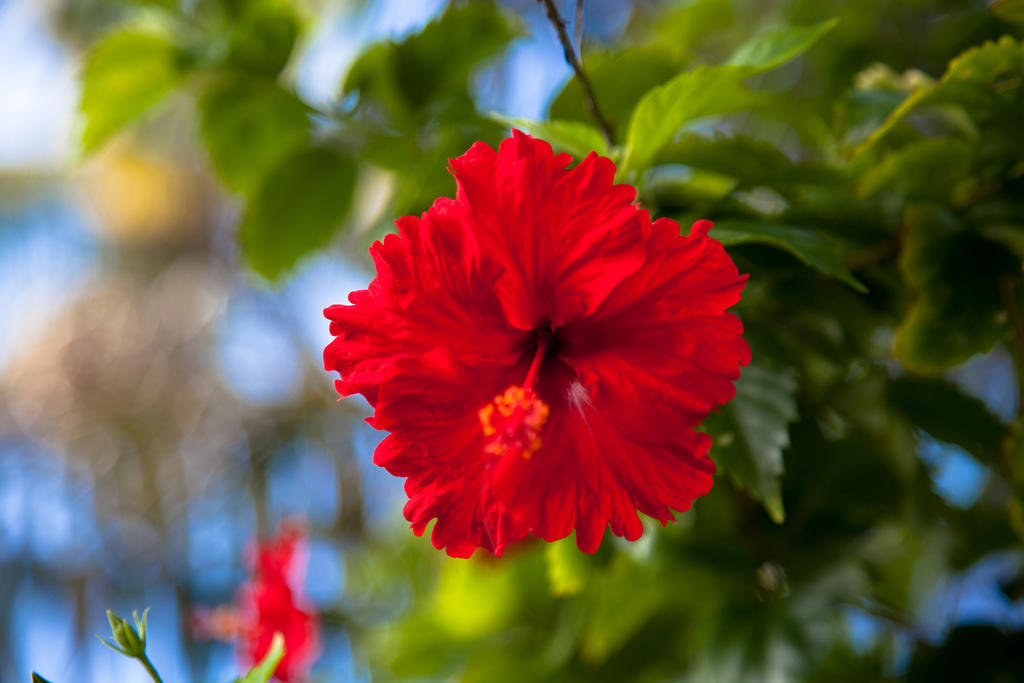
[325,132,749,558]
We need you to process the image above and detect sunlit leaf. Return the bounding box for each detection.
[727,18,839,72]
[712,221,867,292]
[705,364,797,523]
[548,46,682,138]
[80,29,191,152]
[622,65,754,176]
[199,78,310,194]
[545,535,593,596]
[240,145,356,280]
[489,116,608,158]
[235,632,285,683]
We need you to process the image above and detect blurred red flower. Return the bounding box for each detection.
[324,131,749,558]
[192,521,320,682]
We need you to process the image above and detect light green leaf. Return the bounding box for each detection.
[991,0,1024,24]
[888,376,1007,467]
[706,364,797,524]
[240,145,356,280]
[80,29,190,152]
[199,79,310,194]
[547,46,682,138]
[727,18,839,72]
[489,116,608,159]
[236,632,285,683]
[712,220,867,292]
[622,65,754,176]
[545,535,593,596]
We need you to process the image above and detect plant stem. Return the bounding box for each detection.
[139,654,165,683]
[537,0,615,145]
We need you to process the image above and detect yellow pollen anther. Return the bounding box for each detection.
[478,385,550,459]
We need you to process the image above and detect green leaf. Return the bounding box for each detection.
[344,3,518,124]
[706,364,797,523]
[32,674,55,683]
[237,632,285,683]
[712,220,867,292]
[240,145,357,280]
[727,18,839,72]
[199,78,310,194]
[887,376,1007,467]
[547,46,682,138]
[991,0,1024,24]
[658,133,844,189]
[894,205,1016,372]
[225,0,302,76]
[489,116,608,159]
[858,138,972,202]
[545,535,593,596]
[80,29,191,152]
[622,65,754,176]
[857,36,1024,153]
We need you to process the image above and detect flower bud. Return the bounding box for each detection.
[101,608,148,658]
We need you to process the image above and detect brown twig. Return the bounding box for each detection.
[537,0,615,145]
[573,0,584,53]
[999,274,1024,421]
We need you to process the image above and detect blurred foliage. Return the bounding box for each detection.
[50,0,1024,680]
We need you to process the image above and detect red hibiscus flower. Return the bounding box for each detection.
[193,522,321,682]
[324,131,749,558]
[237,522,320,682]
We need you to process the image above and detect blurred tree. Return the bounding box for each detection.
[5,0,1024,680]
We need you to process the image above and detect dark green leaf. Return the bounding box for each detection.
[887,376,1007,466]
[858,138,973,202]
[80,29,190,152]
[658,133,844,189]
[706,364,798,523]
[240,145,356,279]
[727,18,839,72]
[224,0,301,76]
[712,221,867,292]
[32,675,54,683]
[991,0,1024,24]
[344,4,518,124]
[894,205,1016,372]
[857,36,1024,153]
[199,78,310,194]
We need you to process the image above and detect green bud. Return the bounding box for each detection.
[100,608,148,658]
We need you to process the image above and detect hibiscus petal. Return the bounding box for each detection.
[449,130,649,329]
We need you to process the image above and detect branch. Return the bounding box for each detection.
[537,0,615,146]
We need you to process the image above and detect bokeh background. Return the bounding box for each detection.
[2,0,1024,681]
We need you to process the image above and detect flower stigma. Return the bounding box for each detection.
[478,335,551,459]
